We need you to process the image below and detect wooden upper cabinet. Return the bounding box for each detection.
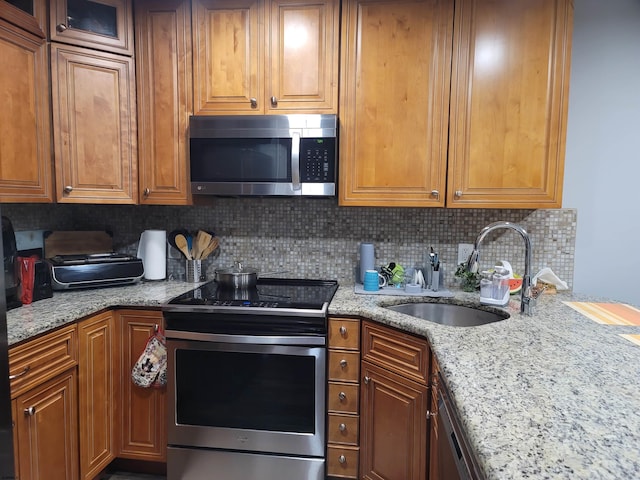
[338,0,453,207]
[50,0,134,55]
[447,0,573,208]
[1,0,48,37]
[51,43,137,204]
[192,0,338,115]
[0,17,53,202]
[135,0,193,205]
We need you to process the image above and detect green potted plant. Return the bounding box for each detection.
[454,262,480,292]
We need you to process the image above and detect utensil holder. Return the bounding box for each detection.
[186,259,204,283]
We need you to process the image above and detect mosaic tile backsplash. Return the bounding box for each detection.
[2,200,576,289]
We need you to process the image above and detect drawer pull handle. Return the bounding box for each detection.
[339,423,347,432]
[24,406,36,416]
[363,376,370,384]
[9,366,30,380]
[338,455,346,464]
[338,391,347,401]
[339,326,347,336]
[339,359,348,368]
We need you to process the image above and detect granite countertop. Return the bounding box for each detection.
[7,281,640,479]
[329,286,640,480]
[6,280,203,346]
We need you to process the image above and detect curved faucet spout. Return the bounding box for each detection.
[468,221,534,315]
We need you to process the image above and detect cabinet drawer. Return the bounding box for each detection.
[326,444,359,478]
[328,413,359,445]
[9,324,78,398]
[328,351,360,382]
[327,382,359,414]
[328,317,360,350]
[361,320,430,385]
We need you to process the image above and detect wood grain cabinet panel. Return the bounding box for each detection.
[116,309,166,462]
[447,0,573,208]
[50,43,137,204]
[14,369,79,480]
[192,0,338,114]
[0,17,53,203]
[339,0,453,207]
[78,311,117,480]
[135,0,192,205]
[0,0,47,36]
[50,0,134,55]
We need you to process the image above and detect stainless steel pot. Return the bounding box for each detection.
[214,263,260,288]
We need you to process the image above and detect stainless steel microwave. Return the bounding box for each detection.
[189,114,337,197]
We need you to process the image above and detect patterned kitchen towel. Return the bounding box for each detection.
[563,302,640,326]
[620,334,640,347]
[131,331,167,388]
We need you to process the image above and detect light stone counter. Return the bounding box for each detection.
[328,286,640,480]
[6,280,204,346]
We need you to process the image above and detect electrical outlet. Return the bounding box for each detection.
[457,243,474,265]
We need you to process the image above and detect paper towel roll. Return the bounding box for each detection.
[137,230,167,280]
[359,242,375,283]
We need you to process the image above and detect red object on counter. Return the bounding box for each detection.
[17,255,38,305]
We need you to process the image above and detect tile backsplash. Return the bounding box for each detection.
[2,200,576,289]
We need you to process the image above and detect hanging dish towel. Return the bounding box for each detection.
[131,328,167,388]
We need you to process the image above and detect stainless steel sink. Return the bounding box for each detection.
[385,302,509,327]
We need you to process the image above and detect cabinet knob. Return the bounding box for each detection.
[455,190,463,198]
[63,185,73,194]
[339,359,348,368]
[431,189,439,198]
[24,406,36,416]
[339,423,347,432]
[338,391,347,401]
[250,98,258,108]
[363,376,370,384]
[338,455,347,464]
[143,188,150,196]
[56,23,68,33]
[426,409,438,418]
[9,365,30,380]
[339,326,347,336]
[270,96,278,106]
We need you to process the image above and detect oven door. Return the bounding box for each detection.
[167,337,326,457]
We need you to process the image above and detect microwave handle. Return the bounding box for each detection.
[291,132,301,191]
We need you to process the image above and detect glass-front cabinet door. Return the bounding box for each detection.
[0,0,47,36]
[50,0,133,55]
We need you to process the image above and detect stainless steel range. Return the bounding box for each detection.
[162,278,338,480]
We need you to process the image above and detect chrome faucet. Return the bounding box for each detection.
[466,221,536,315]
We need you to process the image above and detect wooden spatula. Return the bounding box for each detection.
[175,234,192,260]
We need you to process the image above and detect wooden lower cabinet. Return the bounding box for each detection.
[360,320,430,480]
[116,309,166,462]
[78,311,118,480]
[13,369,78,480]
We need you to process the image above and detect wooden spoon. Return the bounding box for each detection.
[199,237,219,260]
[195,230,213,259]
[174,234,192,260]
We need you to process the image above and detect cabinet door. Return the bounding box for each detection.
[360,360,428,480]
[266,0,339,113]
[14,370,78,480]
[78,311,117,480]
[1,0,47,36]
[135,0,192,205]
[51,43,137,204]
[192,0,263,114]
[339,0,453,207]
[447,0,573,208]
[0,18,53,203]
[50,0,134,55]
[117,309,166,461]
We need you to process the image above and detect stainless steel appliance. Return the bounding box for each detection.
[1,207,17,478]
[47,253,144,290]
[163,278,338,480]
[189,114,337,197]
[437,372,483,480]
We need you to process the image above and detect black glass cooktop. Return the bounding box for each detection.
[166,278,339,311]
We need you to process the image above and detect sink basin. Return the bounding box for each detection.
[385,302,509,327]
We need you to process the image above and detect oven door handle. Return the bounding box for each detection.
[165,330,326,346]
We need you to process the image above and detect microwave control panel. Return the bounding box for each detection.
[299,138,336,182]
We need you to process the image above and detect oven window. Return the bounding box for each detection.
[190,138,292,182]
[175,349,316,433]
